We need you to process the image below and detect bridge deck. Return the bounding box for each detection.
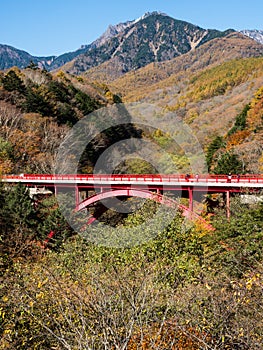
[2,174,263,190]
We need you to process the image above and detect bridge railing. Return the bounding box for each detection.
[2,173,263,184]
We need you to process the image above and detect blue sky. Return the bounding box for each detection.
[1,0,263,57]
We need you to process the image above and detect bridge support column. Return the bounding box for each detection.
[226,190,230,220]
[188,187,193,212]
[75,186,80,207]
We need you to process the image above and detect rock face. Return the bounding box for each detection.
[240,30,263,45]
[0,12,234,72]
[0,44,55,70]
[61,12,234,75]
[1,12,262,74]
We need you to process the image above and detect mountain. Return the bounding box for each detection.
[0,44,55,70]
[240,29,263,45]
[0,12,262,74]
[85,31,263,84]
[61,12,235,77]
[107,32,263,96]
[0,12,236,72]
[48,15,137,70]
[46,46,88,71]
[1,23,263,174]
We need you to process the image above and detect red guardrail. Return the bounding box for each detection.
[2,173,263,184]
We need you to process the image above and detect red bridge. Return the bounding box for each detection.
[3,173,263,229]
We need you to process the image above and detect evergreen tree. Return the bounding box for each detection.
[0,183,37,271]
[206,136,225,171]
[2,70,25,93]
[213,151,244,175]
[37,196,73,250]
[6,182,37,231]
[227,104,250,136]
[23,87,52,116]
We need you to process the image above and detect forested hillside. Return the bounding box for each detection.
[0,66,121,174]
[102,34,263,173]
[1,183,263,349]
[1,13,263,348]
[1,56,263,175]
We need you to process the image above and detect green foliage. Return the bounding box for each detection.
[37,195,74,250]
[47,80,70,103]
[0,183,38,272]
[1,70,25,93]
[134,43,155,68]
[0,68,105,127]
[213,151,244,174]
[1,193,263,349]
[0,182,9,235]
[26,60,39,70]
[210,199,263,277]
[5,183,37,230]
[55,102,78,125]
[113,158,158,174]
[74,89,100,115]
[23,87,52,116]
[228,103,250,136]
[205,135,225,171]
[0,138,13,162]
[199,29,234,45]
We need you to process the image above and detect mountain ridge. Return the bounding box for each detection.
[59,12,236,77]
[240,29,263,44]
[0,12,262,72]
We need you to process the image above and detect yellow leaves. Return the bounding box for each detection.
[37,277,49,289]
[56,70,68,81]
[187,57,263,102]
[251,86,263,103]
[246,86,263,129]
[226,130,250,148]
[259,153,263,171]
[0,159,13,174]
[245,273,261,290]
[0,307,6,319]
[105,90,114,102]
[205,283,212,290]
[36,292,45,300]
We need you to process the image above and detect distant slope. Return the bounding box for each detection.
[100,32,263,173]
[0,44,55,70]
[107,32,263,99]
[240,30,263,45]
[60,12,234,77]
[2,12,263,74]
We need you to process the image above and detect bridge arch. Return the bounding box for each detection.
[76,189,214,230]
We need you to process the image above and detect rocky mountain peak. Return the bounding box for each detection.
[63,13,235,76]
[134,11,168,22]
[240,30,263,45]
[0,12,262,73]
[89,11,169,50]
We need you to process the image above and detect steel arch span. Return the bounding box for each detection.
[76,189,214,230]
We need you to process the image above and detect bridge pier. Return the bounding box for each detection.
[75,185,80,207]
[188,187,193,212]
[226,190,230,220]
